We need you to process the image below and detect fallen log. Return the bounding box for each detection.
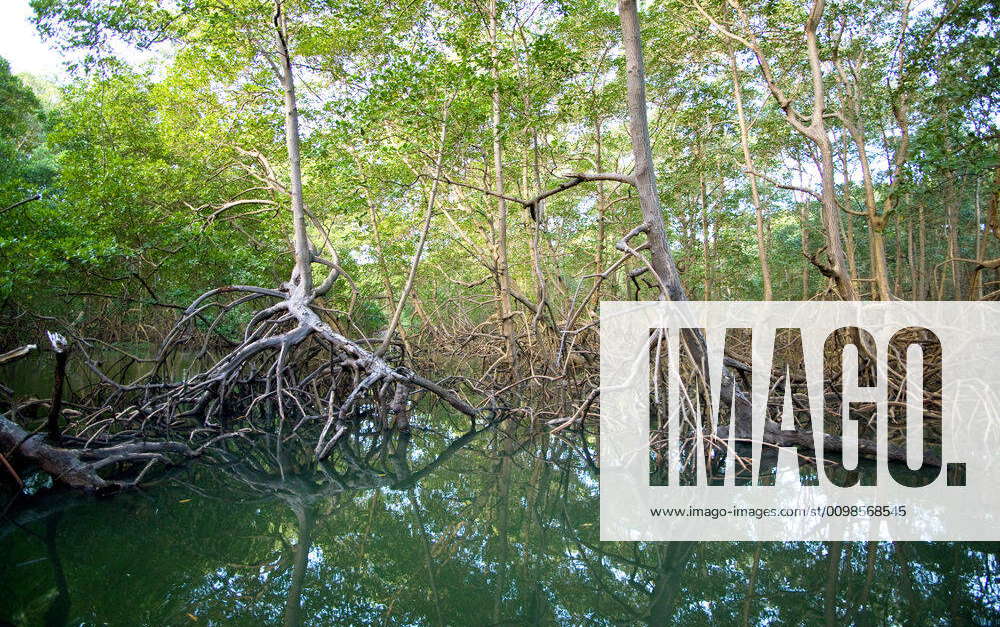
[0,414,197,491]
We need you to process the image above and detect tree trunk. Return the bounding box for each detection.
[526,93,549,329]
[976,176,985,298]
[870,223,892,300]
[489,0,517,362]
[893,542,922,624]
[700,168,711,300]
[1,415,195,491]
[803,0,856,300]
[945,169,962,298]
[378,108,450,357]
[363,181,398,314]
[596,117,607,284]
[842,111,893,300]
[276,5,313,296]
[729,50,773,300]
[283,506,315,627]
[798,163,811,299]
[815,132,857,299]
[839,136,858,281]
[907,211,917,299]
[894,211,904,295]
[646,542,696,624]
[918,202,928,299]
[47,332,70,441]
[740,544,762,626]
[617,0,686,302]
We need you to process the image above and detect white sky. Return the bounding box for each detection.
[0,0,165,83]
[0,0,68,81]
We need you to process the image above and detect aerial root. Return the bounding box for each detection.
[2,284,489,491]
[106,287,479,464]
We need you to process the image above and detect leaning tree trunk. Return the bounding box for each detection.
[618,0,686,302]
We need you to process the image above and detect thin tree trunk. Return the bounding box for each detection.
[527,96,549,329]
[711,216,720,296]
[47,334,69,441]
[945,170,962,298]
[907,211,917,298]
[895,211,904,295]
[948,543,964,622]
[700,169,711,300]
[870,224,892,300]
[378,106,450,357]
[845,541,878,625]
[842,115,893,300]
[283,506,315,627]
[918,202,928,299]
[730,50,772,299]
[361,178,398,315]
[491,432,515,623]
[798,164,812,299]
[596,118,607,281]
[489,0,516,362]
[893,542,922,624]
[410,488,445,627]
[816,133,857,299]
[976,176,985,298]
[275,3,312,295]
[839,136,858,281]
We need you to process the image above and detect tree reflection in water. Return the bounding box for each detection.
[2,411,999,625]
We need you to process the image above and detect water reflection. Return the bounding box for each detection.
[206,423,499,626]
[2,415,999,625]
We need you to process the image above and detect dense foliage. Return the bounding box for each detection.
[1,0,997,342]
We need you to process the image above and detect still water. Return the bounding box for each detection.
[1,358,999,625]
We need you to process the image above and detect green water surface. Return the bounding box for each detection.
[0,352,997,625]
